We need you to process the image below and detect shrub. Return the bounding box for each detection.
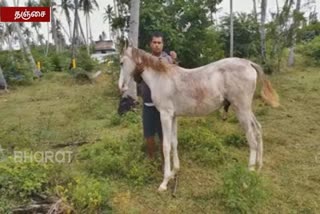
[0,51,34,85]
[78,133,156,186]
[50,53,69,72]
[76,51,97,72]
[178,127,227,167]
[0,157,51,200]
[55,175,112,213]
[298,36,320,65]
[221,165,268,213]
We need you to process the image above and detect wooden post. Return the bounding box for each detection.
[72,58,76,69]
[37,61,41,71]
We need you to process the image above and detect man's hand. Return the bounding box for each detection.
[133,62,144,83]
[170,51,177,60]
[135,62,144,73]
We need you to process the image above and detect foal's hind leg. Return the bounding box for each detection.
[235,108,260,170]
[251,113,263,170]
[221,99,231,121]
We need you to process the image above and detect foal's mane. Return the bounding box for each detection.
[129,47,172,73]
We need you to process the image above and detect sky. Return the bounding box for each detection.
[6,0,320,44]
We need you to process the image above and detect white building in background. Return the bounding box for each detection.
[90,40,117,63]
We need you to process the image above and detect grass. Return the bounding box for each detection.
[0,66,319,213]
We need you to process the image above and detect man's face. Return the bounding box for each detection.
[150,36,163,55]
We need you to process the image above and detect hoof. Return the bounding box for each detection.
[257,164,263,172]
[248,165,255,171]
[158,185,167,192]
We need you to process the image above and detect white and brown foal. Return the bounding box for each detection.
[118,46,279,191]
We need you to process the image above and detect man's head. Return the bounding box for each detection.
[150,32,164,56]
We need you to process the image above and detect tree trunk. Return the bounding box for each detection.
[276,0,280,14]
[14,23,41,77]
[230,0,234,57]
[45,22,50,56]
[113,0,121,40]
[5,28,15,52]
[35,26,45,46]
[51,7,59,53]
[59,23,71,42]
[253,0,258,22]
[123,0,140,101]
[260,0,267,64]
[129,0,140,48]
[86,14,90,55]
[0,65,8,92]
[288,0,301,66]
[77,13,87,45]
[4,0,40,77]
[89,16,93,44]
[71,0,79,59]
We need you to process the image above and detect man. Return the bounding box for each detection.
[137,32,177,159]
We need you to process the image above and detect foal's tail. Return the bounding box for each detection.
[250,62,280,108]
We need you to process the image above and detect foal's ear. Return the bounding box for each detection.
[124,38,129,49]
[121,38,129,54]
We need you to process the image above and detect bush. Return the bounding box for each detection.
[56,175,112,213]
[298,36,320,65]
[76,50,97,72]
[178,127,227,167]
[78,133,156,186]
[50,53,70,72]
[31,48,55,73]
[0,157,52,200]
[0,51,34,85]
[221,165,268,213]
[0,197,13,213]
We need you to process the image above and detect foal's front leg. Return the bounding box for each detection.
[172,116,180,174]
[158,112,174,191]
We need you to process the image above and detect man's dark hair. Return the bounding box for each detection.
[150,32,164,42]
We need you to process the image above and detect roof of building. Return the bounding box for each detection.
[94,40,114,51]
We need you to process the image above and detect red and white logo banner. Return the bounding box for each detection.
[0,7,50,22]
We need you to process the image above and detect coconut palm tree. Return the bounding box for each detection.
[56,19,71,43]
[71,0,80,59]
[79,0,99,54]
[23,28,33,45]
[60,0,74,42]
[51,1,60,52]
[288,0,302,66]
[260,0,267,63]
[0,24,8,91]
[31,22,44,46]
[2,0,41,77]
[103,5,113,39]
[230,0,234,57]
[0,65,8,92]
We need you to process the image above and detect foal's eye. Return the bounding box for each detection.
[120,62,123,66]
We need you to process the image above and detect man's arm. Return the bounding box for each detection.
[169,51,178,64]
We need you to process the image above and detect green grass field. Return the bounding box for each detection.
[0,66,319,213]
